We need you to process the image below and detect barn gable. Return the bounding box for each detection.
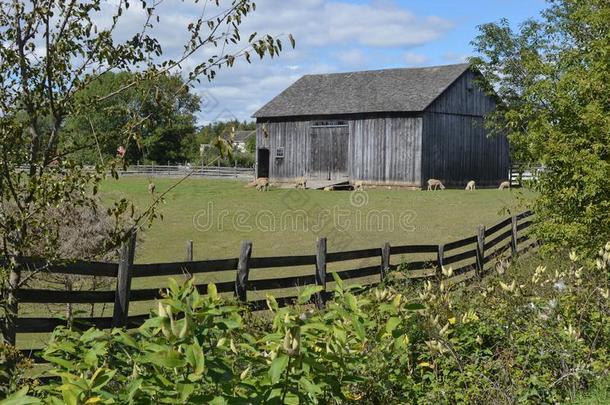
[421,70,507,187]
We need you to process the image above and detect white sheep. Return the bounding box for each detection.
[353,180,364,191]
[295,177,307,189]
[256,177,270,192]
[498,181,511,190]
[427,179,445,191]
[465,180,476,191]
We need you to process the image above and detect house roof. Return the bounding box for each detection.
[222,130,255,143]
[252,63,471,118]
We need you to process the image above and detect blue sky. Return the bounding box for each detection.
[121,0,548,122]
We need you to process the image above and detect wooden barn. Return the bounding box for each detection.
[252,63,509,188]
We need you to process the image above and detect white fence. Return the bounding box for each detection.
[510,165,544,186]
[17,163,255,180]
[120,164,254,180]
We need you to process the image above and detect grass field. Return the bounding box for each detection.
[101,177,532,263]
[17,177,533,350]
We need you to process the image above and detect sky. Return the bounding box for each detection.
[109,0,548,124]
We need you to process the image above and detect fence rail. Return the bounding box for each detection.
[8,211,536,357]
[120,164,254,179]
[510,164,544,187]
[17,163,255,180]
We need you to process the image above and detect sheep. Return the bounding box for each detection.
[353,180,364,191]
[147,182,156,194]
[498,181,511,190]
[323,186,333,192]
[427,179,445,191]
[295,177,307,189]
[465,180,476,191]
[256,177,270,191]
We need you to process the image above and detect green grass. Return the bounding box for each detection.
[570,379,610,404]
[16,177,533,350]
[101,177,532,263]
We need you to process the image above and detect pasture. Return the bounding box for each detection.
[16,177,532,350]
[101,177,532,263]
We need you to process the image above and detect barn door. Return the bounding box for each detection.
[309,124,349,181]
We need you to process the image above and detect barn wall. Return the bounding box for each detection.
[426,69,496,116]
[255,120,310,180]
[256,115,423,185]
[349,116,421,185]
[421,72,508,187]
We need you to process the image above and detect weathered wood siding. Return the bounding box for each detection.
[349,117,421,185]
[256,115,422,185]
[256,120,310,180]
[421,71,509,187]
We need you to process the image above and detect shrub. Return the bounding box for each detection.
[3,247,609,404]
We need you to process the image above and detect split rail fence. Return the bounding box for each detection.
[9,211,535,360]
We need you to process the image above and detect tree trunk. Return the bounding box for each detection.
[4,265,21,345]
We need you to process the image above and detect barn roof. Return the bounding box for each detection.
[252,63,471,118]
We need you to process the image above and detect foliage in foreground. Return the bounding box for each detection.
[2,248,610,404]
[471,0,610,255]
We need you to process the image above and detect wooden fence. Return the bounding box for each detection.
[119,163,254,179]
[17,163,255,180]
[10,211,535,359]
[510,164,544,187]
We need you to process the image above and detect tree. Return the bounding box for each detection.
[63,72,201,164]
[470,0,610,255]
[0,0,293,344]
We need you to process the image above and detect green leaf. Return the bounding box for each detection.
[185,342,205,375]
[79,328,106,343]
[266,294,279,311]
[345,293,358,312]
[268,354,289,384]
[177,383,195,402]
[207,283,218,299]
[140,349,186,369]
[0,387,42,405]
[209,396,228,405]
[43,356,75,370]
[332,272,344,291]
[299,376,322,396]
[386,317,401,334]
[89,368,116,391]
[298,285,323,304]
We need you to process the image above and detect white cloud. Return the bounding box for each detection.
[91,1,455,122]
[443,52,470,63]
[336,49,366,66]
[244,1,453,48]
[403,52,430,67]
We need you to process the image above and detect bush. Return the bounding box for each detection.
[3,248,609,404]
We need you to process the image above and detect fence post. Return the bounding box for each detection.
[511,215,518,256]
[437,244,445,277]
[476,225,486,277]
[315,237,327,309]
[381,242,391,281]
[112,231,137,328]
[185,240,194,279]
[186,240,193,261]
[235,241,252,303]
